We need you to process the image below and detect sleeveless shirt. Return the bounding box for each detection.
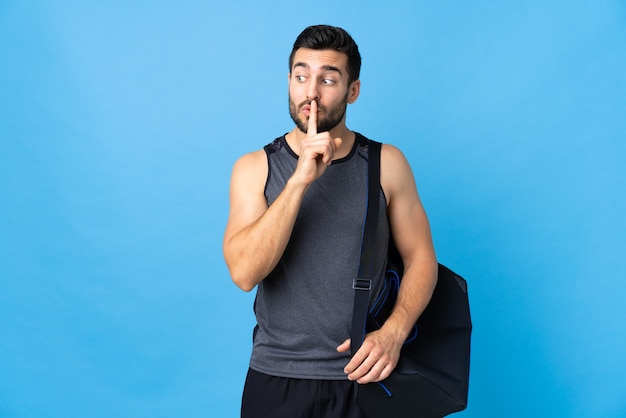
[249,133,390,380]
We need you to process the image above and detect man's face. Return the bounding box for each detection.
[288,48,357,134]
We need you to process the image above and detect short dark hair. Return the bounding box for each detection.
[289,25,361,84]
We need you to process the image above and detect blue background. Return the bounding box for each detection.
[1,1,625,417]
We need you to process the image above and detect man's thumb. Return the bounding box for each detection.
[337,338,351,352]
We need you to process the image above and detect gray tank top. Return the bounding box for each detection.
[249,133,390,379]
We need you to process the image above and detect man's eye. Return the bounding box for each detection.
[295,75,307,82]
[322,79,336,85]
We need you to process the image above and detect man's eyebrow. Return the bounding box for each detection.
[321,65,343,75]
[293,62,343,76]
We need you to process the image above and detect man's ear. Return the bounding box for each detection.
[348,80,361,104]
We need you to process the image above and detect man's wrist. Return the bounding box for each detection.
[382,312,414,343]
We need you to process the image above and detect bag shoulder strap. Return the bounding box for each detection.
[350,139,382,355]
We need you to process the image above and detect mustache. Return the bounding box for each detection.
[299,100,327,113]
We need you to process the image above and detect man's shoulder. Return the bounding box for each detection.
[356,134,404,163]
[380,143,406,164]
[232,148,268,178]
[263,135,287,155]
[380,142,403,157]
[354,133,398,153]
[234,135,286,166]
[352,133,407,168]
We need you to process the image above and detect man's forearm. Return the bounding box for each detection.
[383,258,438,340]
[225,177,309,291]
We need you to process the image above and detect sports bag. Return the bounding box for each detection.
[350,140,472,418]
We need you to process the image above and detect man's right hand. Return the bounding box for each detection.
[292,100,342,186]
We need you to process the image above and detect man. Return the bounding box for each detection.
[223,25,438,418]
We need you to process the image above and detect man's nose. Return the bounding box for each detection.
[306,81,320,102]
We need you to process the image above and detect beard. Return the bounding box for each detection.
[289,92,349,134]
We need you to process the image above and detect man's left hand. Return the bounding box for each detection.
[336,329,404,384]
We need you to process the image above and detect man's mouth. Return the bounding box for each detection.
[301,102,322,116]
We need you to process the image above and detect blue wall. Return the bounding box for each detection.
[1,1,625,417]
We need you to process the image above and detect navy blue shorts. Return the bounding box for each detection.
[241,368,366,418]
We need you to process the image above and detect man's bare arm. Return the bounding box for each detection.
[339,144,437,383]
[223,100,342,291]
[380,144,438,342]
[223,150,308,291]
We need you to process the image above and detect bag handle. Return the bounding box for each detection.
[350,140,382,355]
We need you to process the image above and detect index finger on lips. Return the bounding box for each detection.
[307,99,317,136]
